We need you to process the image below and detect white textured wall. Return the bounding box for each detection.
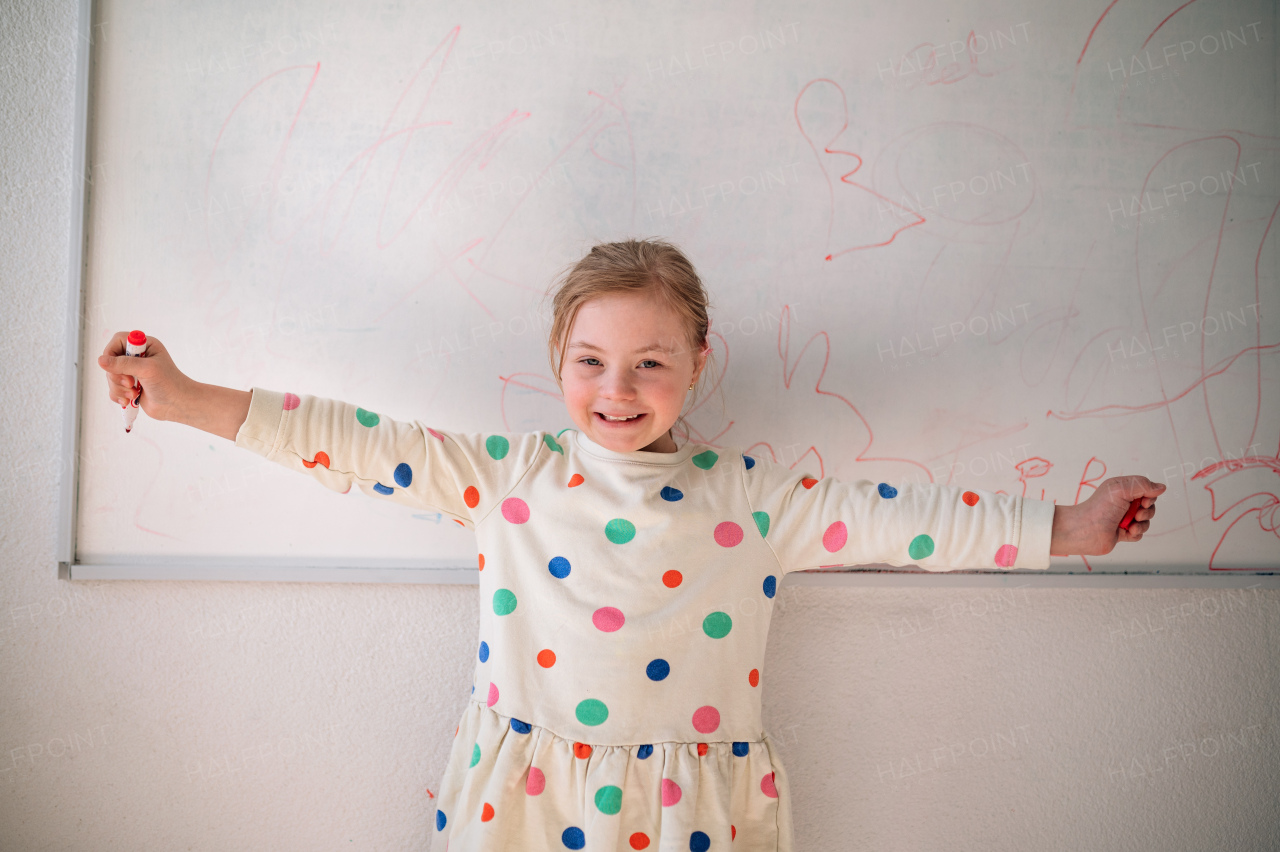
[2,2,1277,850]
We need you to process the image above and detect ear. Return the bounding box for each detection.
[693,341,710,381]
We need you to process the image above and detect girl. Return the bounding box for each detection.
[97,239,1163,851]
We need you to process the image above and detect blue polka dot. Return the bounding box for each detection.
[478,641,489,662]
[435,809,447,831]
[743,454,755,470]
[877,482,898,498]
[732,742,749,756]
[562,827,586,849]
[510,718,532,734]
[660,485,684,501]
[763,575,776,598]
[690,831,710,852]
[646,659,670,681]
[372,483,394,495]
[548,556,571,579]
[637,744,653,759]
[470,684,474,694]
[394,462,412,487]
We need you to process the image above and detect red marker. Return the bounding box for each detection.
[1118,498,1142,531]
[121,330,146,433]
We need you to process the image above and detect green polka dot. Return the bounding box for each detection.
[703,611,732,638]
[908,534,935,560]
[692,449,719,470]
[469,743,480,767]
[576,698,609,726]
[486,435,509,460]
[493,588,517,615]
[355,407,379,427]
[605,518,636,544]
[543,434,564,454]
[594,785,622,814]
[752,511,770,538]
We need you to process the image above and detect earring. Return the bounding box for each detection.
[688,382,695,390]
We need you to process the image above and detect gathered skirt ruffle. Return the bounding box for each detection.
[430,699,794,851]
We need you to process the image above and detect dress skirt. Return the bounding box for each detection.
[430,699,794,851]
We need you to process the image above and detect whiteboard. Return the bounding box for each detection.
[63,0,1279,580]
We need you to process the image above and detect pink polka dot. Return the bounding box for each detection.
[714,521,744,547]
[487,682,499,707]
[822,521,847,552]
[501,497,530,524]
[760,771,778,798]
[994,544,1018,567]
[592,606,625,632]
[661,778,682,806]
[282,392,300,411]
[692,705,720,733]
[526,766,545,795]
[426,427,445,442]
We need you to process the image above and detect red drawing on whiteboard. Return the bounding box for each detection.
[794,78,925,261]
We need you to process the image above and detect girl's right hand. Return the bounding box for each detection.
[96,332,193,423]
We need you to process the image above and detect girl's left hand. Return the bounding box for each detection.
[1050,476,1167,556]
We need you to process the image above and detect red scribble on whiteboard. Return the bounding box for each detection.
[741,305,932,483]
[1016,457,1053,500]
[1192,457,1280,570]
[794,78,925,261]
[892,31,1009,91]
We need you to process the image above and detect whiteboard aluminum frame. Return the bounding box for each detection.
[56,0,1278,587]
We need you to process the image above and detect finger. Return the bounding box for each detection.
[99,331,131,359]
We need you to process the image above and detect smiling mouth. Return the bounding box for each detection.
[596,412,645,423]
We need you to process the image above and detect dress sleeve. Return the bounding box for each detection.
[232,387,545,528]
[739,453,1056,572]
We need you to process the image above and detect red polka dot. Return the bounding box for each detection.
[697,743,708,756]
[962,490,979,506]
[282,392,300,410]
[501,497,530,523]
[302,451,329,469]
[761,771,778,798]
[662,570,683,588]
[477,553,485,571]
[714,521,744,547]
[568,473,584,487]
[593,606,625,632]
[464,486,480,508]
[526,767,545,795]
[748,668,760,687]
[629,833,650,849]
[731,826,736,840]
[574,742,593,759]
[481,802,494,822]
[801,477,818,489]
[452,519,464,526]
[822,521,847,552]
[692,706,720,734]
[537,649,556,667]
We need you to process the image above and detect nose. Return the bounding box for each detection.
[600,367,637,398]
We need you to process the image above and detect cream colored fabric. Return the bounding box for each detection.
[235,387,1054,850]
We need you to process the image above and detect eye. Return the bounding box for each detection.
[640,360,661,368]
[579,357,601,366]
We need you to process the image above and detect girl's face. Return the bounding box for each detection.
[558,291,707,453]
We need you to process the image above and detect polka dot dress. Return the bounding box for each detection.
[234,388,1056,851]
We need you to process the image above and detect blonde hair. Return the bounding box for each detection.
[541,238,720,445]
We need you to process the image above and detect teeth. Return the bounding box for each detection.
[601,413,639,421]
